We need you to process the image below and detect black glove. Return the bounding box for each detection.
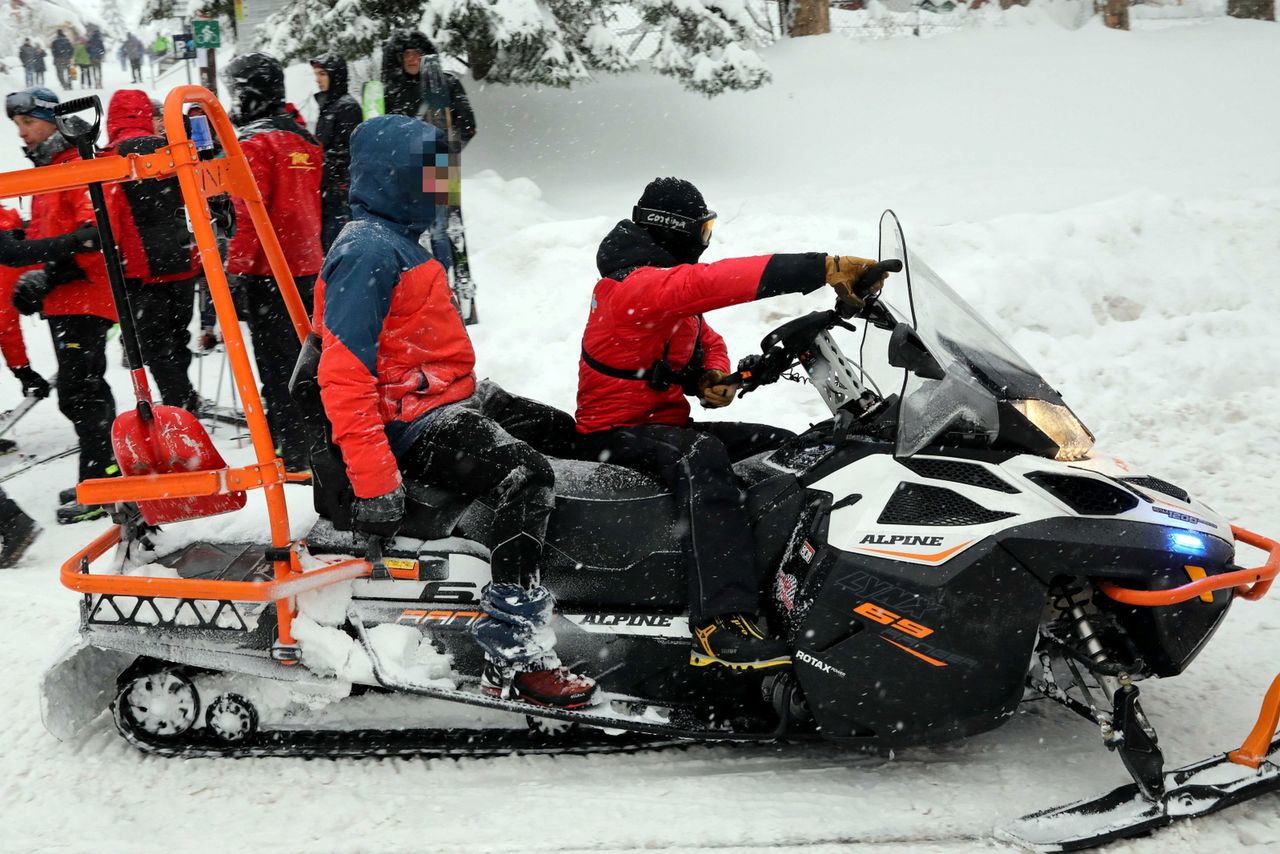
[12,365,50,399]
[63,224,101,253]
[12,269,53,315]
[352,484,405,526]
[44,256,86,287]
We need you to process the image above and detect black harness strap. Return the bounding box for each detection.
[582,317,705,392]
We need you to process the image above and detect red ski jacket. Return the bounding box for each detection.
[576,220,826,434]
[227,115,324,278]
[0,207,32,370]
[103,90,199,284]
[27,146,117,322]
[316,117,474,499]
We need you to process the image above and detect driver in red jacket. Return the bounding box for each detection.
[576,177,885,670]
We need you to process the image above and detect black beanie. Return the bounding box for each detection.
[637,177,708,220]
[635,177,709,265]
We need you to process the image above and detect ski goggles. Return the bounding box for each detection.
[5,90,58,121]
[632,206,717,247]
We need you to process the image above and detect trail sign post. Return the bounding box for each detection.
[193,20,221,49]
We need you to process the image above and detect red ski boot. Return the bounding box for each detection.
[481,661,598,709]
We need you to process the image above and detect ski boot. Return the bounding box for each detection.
[57,464,118,525]
[0,495,39,568]
[690,613,792,670]
[481,660,598,709]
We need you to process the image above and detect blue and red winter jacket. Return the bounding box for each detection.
[316,115,474,499]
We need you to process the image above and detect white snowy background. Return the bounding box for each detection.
[0,10,1279,853]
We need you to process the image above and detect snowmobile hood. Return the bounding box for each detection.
[106,89,154,145]
[596,218,681,280]
[348,114,441,238]
[310,53,349,100]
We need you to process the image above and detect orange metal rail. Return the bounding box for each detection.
[0,86,317,654]
[1096,525,1279,606]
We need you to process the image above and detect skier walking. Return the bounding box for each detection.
[223,53,324,474]
[19,39,36,87]
[5,87,119,523]
[73,40,92,90]
[32,45,47,86]
[86,29,106,89]
[50,31,73,90]
[102,90,202,413]
[124,34,144,84]
[575,177,887,669]
[315,114,596,708]
[309,54,362,251]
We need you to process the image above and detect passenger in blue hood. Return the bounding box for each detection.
[314,115,599,710]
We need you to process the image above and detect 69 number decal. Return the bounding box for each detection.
[853,601,934,639]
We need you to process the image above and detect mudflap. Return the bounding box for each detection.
[40,639,136,741]
[997,739,1280,851]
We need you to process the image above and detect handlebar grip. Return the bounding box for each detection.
[52,95,102,149]
[854,258,904,299]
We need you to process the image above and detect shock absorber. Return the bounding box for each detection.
[1054,584,1126,743]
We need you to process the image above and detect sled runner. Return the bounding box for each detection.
[2,92,1277,851]
[0,373,55,440]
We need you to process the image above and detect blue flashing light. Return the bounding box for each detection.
[1171,532,1206,554]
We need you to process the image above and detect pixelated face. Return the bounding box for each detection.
[402,48,423,76]
[422,135,458,206]
[13,114,55,147]
[313,68,330,92]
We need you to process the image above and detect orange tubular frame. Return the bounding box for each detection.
[0,86,369,657]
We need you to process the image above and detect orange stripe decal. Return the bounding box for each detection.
[858,540,973,563]
[881,636,948,667]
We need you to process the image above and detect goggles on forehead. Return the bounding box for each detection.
[632,206,717,247]
[5,91,57,120]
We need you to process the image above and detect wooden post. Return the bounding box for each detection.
[1100,0,1129,29]
[789,0,831,35]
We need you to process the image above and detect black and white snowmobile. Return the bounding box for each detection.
[44,212,1279,851]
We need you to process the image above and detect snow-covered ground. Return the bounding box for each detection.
[1,15,1279,852]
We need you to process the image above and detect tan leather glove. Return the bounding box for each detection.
[826,255,884,311]
[698,370,737,408]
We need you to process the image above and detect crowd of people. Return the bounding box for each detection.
[0,29,886,702]
[20,27,152,91]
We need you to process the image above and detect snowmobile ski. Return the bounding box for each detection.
[998,736,1280,851]
[0,373,55,439]
[446,206,476,325]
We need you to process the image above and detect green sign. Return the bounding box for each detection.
[193,19,221,49]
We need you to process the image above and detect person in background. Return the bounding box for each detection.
[50,30,73,90]
[0,205,52,433]
[86,28,105,89]
[381,31,476,272]
[19,39,36,87]
[150,98,163,135]
[309,54,362,250]
[5,86,118,524]
[0,487,39,568]
[33,43,47,86]
[73,39,92,90]
[125,34,144,84]
[102,90,203,414]
[223,53,324,474]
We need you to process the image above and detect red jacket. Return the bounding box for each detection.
[316,228,476,499]
[103,89,199,284]
[228,115,324,278]
[576,221,827,434]
[0,206,32,369]
[28,146,117,321]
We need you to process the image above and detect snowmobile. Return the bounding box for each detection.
[8,90,1277,853]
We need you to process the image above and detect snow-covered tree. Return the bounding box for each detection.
[99,0,131,39]
[260,0,773,96]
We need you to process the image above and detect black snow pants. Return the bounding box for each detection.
[125,277,195,408]
[242,275,316,472]
[47,315,117,481]
[399,381,568,588]
[578,421,794,624]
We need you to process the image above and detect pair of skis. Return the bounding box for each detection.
[361,77,477,325]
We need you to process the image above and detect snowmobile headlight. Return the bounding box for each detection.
[1011,400,1094,461]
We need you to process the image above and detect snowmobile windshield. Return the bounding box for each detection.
[878,211,1093,460]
